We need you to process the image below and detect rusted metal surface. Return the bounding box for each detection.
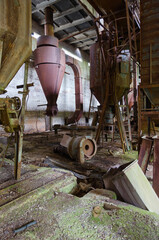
[140,0,159,105]
[90,42,106,105]
[14,62,30,180]
[34,8,65,116]
[53,125,97,134]
[90,42,130,106]
[37,35,58,47]
[65,56,83,125]
[0,98,20,133]
[44,7,54,36]
[59,135,97,164]
[153,138,159,197]
[0,0,32,93]
[90,38,130,145]
[138,137,153,174]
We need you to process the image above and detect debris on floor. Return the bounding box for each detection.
[0,132,158,240]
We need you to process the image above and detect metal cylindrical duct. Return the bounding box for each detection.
[58,135,97,164]
[140,0,159,105]
[44,7,54,36]
[34,8,65,116]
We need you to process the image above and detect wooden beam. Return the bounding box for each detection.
[32,0,61,13]
[69,34,96,44]
[54,16,92,33]
[78,0,98,19]
[0,40,3,68]
[54,5,82,20]
[59,25,95,42]
[40,5,83,25]
[81,46,91,51]
[76,39,95,47]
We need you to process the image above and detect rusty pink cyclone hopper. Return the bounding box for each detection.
[34,35,65,116]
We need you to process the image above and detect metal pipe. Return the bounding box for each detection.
[65,58,83,125]
[14,61,29,180]
[44,7,54,36]
[56,135,97,164]
[53,124,97,131]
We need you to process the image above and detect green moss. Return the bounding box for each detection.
[122,150,138,161]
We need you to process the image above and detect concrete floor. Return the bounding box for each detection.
[0,132,157,240]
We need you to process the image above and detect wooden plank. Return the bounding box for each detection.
[69,34,96,44]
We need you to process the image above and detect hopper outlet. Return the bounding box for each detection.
[34,35,65,116]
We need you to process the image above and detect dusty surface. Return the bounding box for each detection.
[0,131,157,240]
[1,183,159,240]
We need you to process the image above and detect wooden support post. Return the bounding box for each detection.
[150,43,152,84]
[0,40,3,68]
[14,61,29,180]
[126,94,132,147]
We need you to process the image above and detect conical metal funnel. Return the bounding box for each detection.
[34,7,65,116]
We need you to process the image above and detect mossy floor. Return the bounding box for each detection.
[0,165,159,240]
[0,133,157,239]
[1,186,159,240]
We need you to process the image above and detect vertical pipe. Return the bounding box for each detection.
[44,7,54,36]
[150,43,152,84]
[14,61,29,180]
[138,86,141,152]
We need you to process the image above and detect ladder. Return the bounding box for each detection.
[125,0,138,123]
[114,93,132,152]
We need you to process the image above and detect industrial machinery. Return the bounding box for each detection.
[55,134,97,164]
[0,0,32,179]
[0,97,21,133]
[34,7,65,116]
[90,30,131,151]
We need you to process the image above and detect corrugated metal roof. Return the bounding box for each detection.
[32,0,97,52]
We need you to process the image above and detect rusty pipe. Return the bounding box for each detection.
[44,7,54,36]
[55,135,97,164]
[65,56,83,125]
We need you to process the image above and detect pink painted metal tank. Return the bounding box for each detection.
[34,7,65,116]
